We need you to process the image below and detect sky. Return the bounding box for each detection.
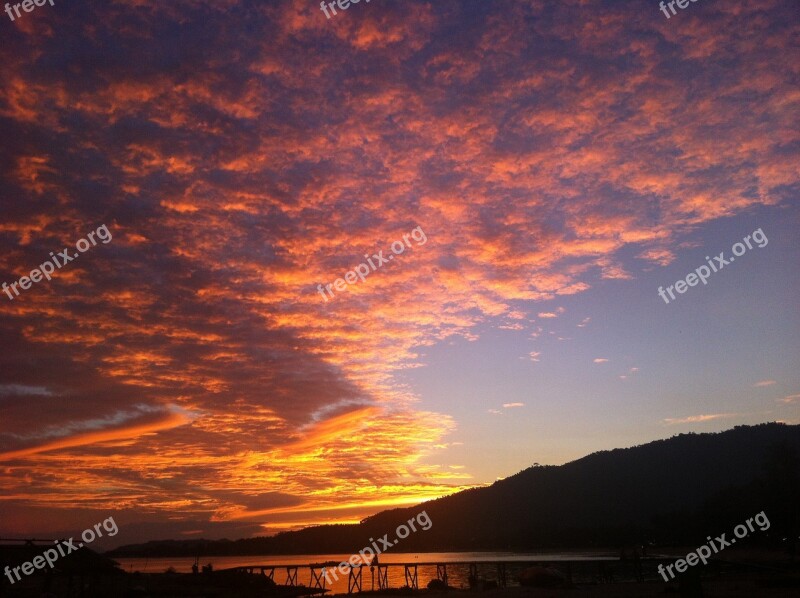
[0,0,798,547]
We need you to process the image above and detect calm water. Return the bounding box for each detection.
[113,551,619,594]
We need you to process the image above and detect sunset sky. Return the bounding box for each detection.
[0,0,798,546]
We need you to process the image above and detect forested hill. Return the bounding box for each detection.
[108,423,800,557]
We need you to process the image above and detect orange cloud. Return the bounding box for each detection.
[0,408,194,462]
[0,0,795,539]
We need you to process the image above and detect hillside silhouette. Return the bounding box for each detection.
[109,423,800,557]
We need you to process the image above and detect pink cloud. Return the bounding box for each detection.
[754,380,777,387]
[663,414,738,425]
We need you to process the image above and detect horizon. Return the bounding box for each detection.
[4,422,796,551]
[106,421,795,546]
[1,0,798,552]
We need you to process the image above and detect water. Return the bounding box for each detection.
[113,551,619,594]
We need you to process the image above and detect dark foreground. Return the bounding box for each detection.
[3,569,800,598]
[0,569,323,597]
[2,546,799,598]
[461,574,800,597]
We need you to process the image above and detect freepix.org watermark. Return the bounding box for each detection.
[320,0,370,20]
[317,226,427,302]
[4,516,119,585]
[2,224,112,301]
[658,0,703,20]
[657,228,767,305]
[323,510,432,585]
[4,0,55,23]
[658,511,770,581]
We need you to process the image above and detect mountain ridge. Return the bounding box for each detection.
[108,423,800,557]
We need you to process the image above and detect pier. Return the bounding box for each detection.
[225,558,670,593]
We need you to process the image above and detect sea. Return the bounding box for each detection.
[113,551,621,594]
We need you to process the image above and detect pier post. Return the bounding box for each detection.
[436,564,448,587]
[496,563,507,588]
[377,564,389,590]
[286,566,298,586]
[348,565,363,593]
[404,564,418,590]
[310,567,327,590]
[468,563,478,588]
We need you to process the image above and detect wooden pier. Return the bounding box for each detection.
[227,561,510,593]
[225,558,666,593]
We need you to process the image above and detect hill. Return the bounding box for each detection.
[108,423,800,557]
